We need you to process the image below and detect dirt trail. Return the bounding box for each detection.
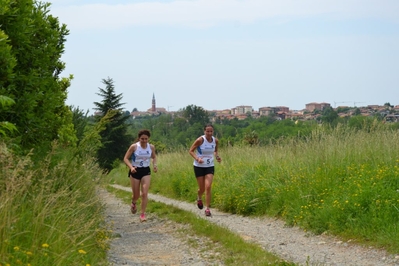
[103,184,399,266]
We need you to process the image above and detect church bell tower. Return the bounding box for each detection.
[152,93,156,112]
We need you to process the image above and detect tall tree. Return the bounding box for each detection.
[320,106,339,124]
[181,104,210,126]
[93,77,132,171]
[0,0,74,150]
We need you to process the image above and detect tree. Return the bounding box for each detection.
[181,104,210,126]
[71,106,90,145]
[93,77,132,171]
[0,0,74,150]
[320,107,339,124]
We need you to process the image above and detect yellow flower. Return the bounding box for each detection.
[78,249,87,254]
[13,246,20,251]
[26,251,33,256]
[42,243,49,248]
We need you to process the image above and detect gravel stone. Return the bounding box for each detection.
[101,185,399,266]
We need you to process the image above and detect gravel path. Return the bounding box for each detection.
[101,184,399,266]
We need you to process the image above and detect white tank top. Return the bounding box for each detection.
[193,136,216,168]
[131,142,152,167]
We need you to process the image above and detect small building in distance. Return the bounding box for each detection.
[305,102,331,112]
[232,105,253,115]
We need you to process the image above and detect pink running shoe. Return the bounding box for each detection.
[205,209,211,217]
[140,213,147,222]
[197,199,203,209]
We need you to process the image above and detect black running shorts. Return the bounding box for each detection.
[128,167,151,180]
[193,166,214,178]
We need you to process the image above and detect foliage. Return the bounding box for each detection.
[0,25,17,138]
[181,104,210,126]
[0,133,110,265]
[353,107,361,116]
[93,77,133,171]
[243,130,259,146]
[71,105,90,144]
[347,116,380,132]
[0,95,17,136]
[0,28,16,87]
[336,106,351,113]
[320,106,339,124]
[0,0,74,151]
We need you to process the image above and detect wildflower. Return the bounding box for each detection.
[78,249,87,254]
[13,246,20,251]
[26,251,33,256]
[42,243,49,248]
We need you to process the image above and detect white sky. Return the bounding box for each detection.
[49,0,399,113]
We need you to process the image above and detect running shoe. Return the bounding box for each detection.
[140,213,147,222]
[205,209,211,217]
[131,202,137,214]
[197,199,203,209]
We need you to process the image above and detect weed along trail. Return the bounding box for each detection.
[104,184,399,266]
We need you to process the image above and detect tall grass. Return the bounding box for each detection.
[121,124,399,254]
[0,142,110,266]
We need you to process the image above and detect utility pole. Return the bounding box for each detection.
[167,106,173,112]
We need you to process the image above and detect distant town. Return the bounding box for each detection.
[129,94,399,123]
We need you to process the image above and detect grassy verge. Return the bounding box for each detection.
[0,142,110,266]
[106,185,295,266]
